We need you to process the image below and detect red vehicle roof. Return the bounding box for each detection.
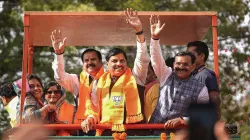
[24,11,217,46]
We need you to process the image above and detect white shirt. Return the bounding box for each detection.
[6,96,18,127]
[132,41,150,86]
[52,54,81,97]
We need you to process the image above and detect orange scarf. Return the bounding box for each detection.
[57,102,74,136]
[73,67,104,124]
[96,68,143,134]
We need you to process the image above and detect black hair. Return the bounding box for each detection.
[175,52,196,64]
[42,81,63,101]
[43,81,62,94]
[187,41,209,62]
[105,48,127,61]
[81,49,102,62]
[27,74,43,89]
[0,83,16,98]
[149,62,154,72]
[165,57,175,68]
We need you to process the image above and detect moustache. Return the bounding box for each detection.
[114,66,124,70]
[175,68,188,72]
[87,64,96,68]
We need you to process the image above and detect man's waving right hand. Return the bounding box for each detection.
[125,8,145,43]
[124,8,143,32]
[150,14,165,40]
[50,30,67,55]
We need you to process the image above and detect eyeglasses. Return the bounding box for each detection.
[46,90,61,95]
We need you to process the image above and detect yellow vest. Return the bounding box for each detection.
[73,67,104,124]
[96,68,143,135]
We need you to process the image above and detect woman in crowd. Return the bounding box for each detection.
[43,81,74,136]
[22,75,56,124]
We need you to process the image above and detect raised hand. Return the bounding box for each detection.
[124,8,142,32]
[50,30,67,55]
[150,14,165,39]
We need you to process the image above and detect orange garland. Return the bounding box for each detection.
[160,133,167,140]
[112,132,127,140]
[170,132,175,140]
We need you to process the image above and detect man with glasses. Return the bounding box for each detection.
[187,41,221,119]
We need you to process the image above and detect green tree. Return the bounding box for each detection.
[0,1,23,83]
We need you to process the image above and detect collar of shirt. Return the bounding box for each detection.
[192,64,206,76]
[6,96,18,110]
[83,71,94,83]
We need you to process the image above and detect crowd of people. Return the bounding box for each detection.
[0,8,227,139]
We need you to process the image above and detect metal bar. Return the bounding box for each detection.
[212,15,219,82]
[24,11,217,16]
[19,14,30,124]
[28,45,34,74]
[17,124,187,130]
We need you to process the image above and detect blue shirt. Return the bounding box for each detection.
[192,65,219,92]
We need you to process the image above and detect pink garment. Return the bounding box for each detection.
[14,78,30,92]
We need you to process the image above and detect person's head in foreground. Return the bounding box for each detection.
[13,122,49,140]
[175,121,229,140]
